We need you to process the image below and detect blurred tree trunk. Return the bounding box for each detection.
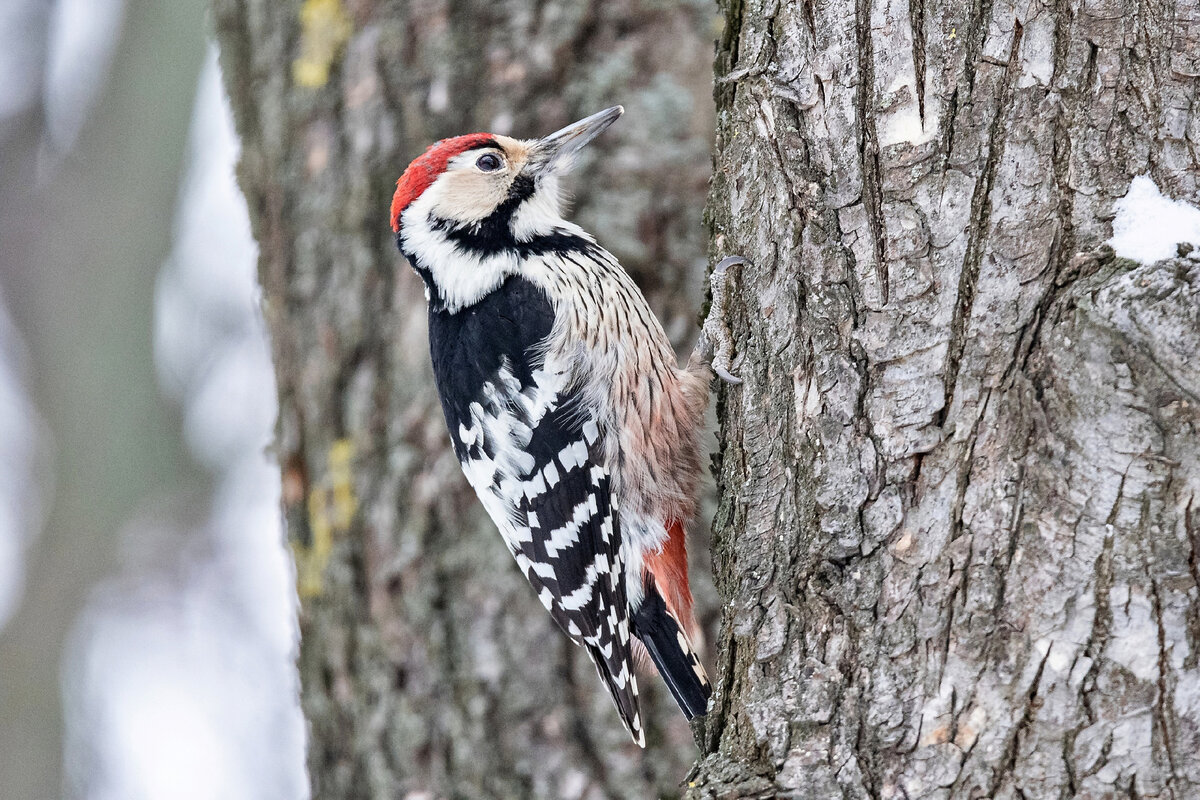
[213,1,717,797]
[696,0,1200,798]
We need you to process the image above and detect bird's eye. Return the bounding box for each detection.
[475,153,503,172]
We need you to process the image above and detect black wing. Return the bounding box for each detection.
[426,277,643,745]
[461,386,643,746]
[509,401,642,745]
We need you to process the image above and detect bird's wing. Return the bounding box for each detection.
[450,361,644,747]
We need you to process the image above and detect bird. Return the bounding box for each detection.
[390,106,740,746]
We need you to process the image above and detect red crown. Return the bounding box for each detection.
[391,133,495,233]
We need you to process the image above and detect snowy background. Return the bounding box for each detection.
[0,2,305,797]
[57,53,307,800]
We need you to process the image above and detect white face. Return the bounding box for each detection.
[424,136,533,223]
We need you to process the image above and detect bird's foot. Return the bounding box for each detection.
[695,256,746,385]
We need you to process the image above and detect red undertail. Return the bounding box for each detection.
[642,518,696,636]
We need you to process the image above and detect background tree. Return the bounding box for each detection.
[695,0,1200,797]
[216,0,1200,798]
[214,0,719,796]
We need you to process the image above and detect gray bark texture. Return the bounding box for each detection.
[212,1,718,797]
[216,0,1200,797]
[695,0,1200,798]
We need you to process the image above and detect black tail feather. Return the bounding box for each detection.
[631,582,711,719]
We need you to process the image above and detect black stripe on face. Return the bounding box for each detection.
[426,173,534,255]
[429,217,601,263]
[397,223,598,312]
[425,170,602,262]
[396,159,601,311]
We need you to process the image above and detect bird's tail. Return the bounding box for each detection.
[631,578,712,719]
[582,642,644,747]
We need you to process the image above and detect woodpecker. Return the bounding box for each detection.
[391,106,739,746]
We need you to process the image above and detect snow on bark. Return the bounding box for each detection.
[1110,175,1200,264]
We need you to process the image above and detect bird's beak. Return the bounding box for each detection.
[530,105,624,176]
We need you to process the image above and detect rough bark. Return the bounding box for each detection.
[696,0,1200,798]
[213,1,718,797]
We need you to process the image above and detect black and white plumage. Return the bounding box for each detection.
[391,107,718,745]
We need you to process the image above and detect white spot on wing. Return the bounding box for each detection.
[559,568,598,610]
[544,500,597,556]
[522,472,547,500]
[458,422,479,446]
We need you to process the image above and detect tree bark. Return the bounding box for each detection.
[696,0,1200,798]
[213,1,718,797]
[217,0,1200,796]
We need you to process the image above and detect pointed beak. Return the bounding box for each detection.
[531,105,624,176]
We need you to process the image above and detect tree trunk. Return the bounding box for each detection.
[216,0,1200,796]
[212,1,718,797]
[696,0,1200,798]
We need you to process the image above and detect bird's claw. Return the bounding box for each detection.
[714,255,746,276]
[697,255,746,385]
[712,363,742,385]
